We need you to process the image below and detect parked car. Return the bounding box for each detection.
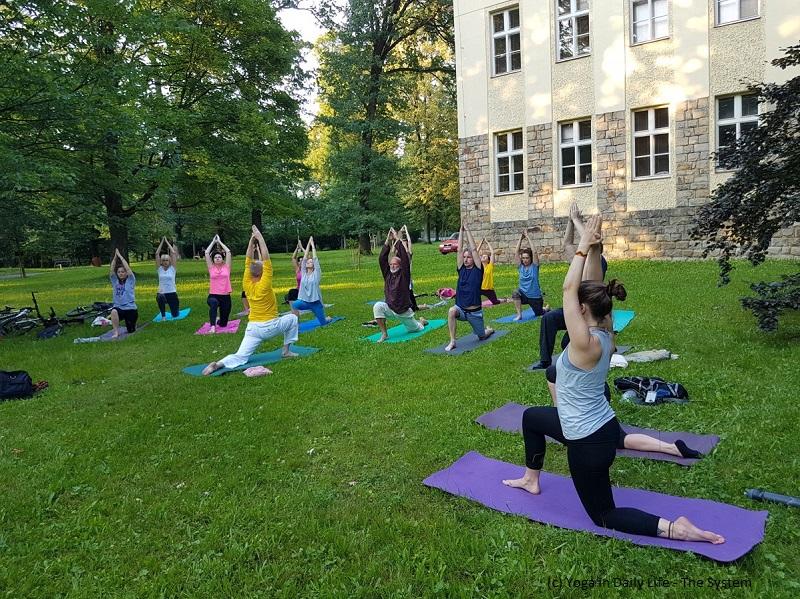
[438,233,460,254]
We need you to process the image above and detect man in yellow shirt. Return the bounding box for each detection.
[202,225,299,375]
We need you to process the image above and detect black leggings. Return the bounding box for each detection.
[207,294,232,327]
[521,407,659,537]
[539,308,570,364]
[156,292,180,318]
[481,289,500,304]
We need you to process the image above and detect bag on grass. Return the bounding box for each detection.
[613,376,689,404]
[0,370,34,400]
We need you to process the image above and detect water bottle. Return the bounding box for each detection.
[621,390,639,403]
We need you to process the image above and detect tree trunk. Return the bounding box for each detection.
[105,190,130,260]
[358,232,372,254]
[425,214,431,243]
[251,207,263,231]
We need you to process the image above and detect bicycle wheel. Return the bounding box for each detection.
[0,319,38,337]
[66,306,94,318]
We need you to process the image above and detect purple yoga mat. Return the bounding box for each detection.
[475,402,720,467]
[424,452,766,562]
[195,320,241,335]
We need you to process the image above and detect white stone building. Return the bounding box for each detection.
[454,0,800,259]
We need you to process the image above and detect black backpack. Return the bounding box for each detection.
[0,370,34,400]
[614,376,689,404]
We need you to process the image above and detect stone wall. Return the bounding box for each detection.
[458,99,799,262]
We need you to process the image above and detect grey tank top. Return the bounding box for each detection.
[555,327,615,440]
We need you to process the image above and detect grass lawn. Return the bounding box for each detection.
[1,246,799,597]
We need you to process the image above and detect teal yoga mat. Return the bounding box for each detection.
[363,319,446,343]
[613,309,635,333]
[183,345,319,376]
[153,307,192,322]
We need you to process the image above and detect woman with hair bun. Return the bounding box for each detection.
[205,234,233,333]
[503,215,724,545]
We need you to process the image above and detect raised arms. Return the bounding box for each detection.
[251,225,269,262]
[218,236,232,268]
[456,223,465,269]
[155,238,166,268]
[463,224,481,267]
[204,236,216,269]
[113,249,133,277]
[526,229,540,266]
[563,215,604,366]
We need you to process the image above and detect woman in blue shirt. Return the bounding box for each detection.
[512,228,547,321]
[109,248,137,338]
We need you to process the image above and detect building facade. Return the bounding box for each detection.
[454,0,800,260]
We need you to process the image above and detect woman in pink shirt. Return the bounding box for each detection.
[205,234,233,333]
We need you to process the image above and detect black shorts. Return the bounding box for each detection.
[112,307,138,333]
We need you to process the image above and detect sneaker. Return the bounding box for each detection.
[526,360,550,372]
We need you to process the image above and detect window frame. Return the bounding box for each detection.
[715,0,760,26]
[491,6,522,77]
[556,0,591,62]
[494,130,525,195]
[632,106,670,180]
[715,92,759,170]
[630,0,670,45]
[559,119,593,188]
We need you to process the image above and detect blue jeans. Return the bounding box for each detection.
[291,299,327,325]
[454,305,486,338]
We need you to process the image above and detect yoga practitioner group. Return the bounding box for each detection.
[103,207,724,547]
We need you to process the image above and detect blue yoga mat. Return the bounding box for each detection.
[613,309,635,333]
[495,309,539,324]
[299,316,344,333]
[183,345,319,377]
[153,307,192,322]
[363,319,446,343]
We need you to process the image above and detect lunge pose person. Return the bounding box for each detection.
[109,249,137,338]
[202,226,299,375]
[205,235,233,332]
[511,229,546,320]
[502,216,722,544]
[478,238,505,305]
[372,228,427,343]
[445,224,493,351]
[154,237,180,320]
[291,236,332,325]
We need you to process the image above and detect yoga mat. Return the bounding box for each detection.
[182,345,319,377]
[495,309,539,324]
[615,345,631,355]
[423,451,766,563]
[195,320,241,335]
[299,315,344,333]
[475,402,720,466]
[363,319,446,344]
[153,307,192,322]
[425,328,510,355]
[613,309,635,333]
[74,323,150,343]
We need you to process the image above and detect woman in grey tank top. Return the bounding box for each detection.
[503,215,724,545]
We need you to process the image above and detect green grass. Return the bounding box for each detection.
[1,247,799,598]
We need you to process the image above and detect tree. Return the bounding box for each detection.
[691,43,800,283]
[691,43,800,331]
[1,1,307,258]
[313,0,454,253]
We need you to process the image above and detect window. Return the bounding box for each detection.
[557,0,590,61]
[492,7,521,75]
[717,93,759,167]
[633,107,669,178]
[495,130,524,193]
[631,0,668,43]
[716,0,758,25]
[560,120,592,186]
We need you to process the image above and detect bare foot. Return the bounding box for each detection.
[111,332,120,339]
[419,317,428,327]
[502,476,540,495]
[671,516,725,544]
[479,328,495,340]
[513,314,522,321]
[282,350,299,358]
[325,316,333,323]
[445,340,456,351]
[376,334,388,343]
[209,325,216,334]
[202,362,220,376]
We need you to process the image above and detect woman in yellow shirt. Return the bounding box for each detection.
[478,238,506,305]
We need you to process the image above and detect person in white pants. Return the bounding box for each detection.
[203,225,299,375]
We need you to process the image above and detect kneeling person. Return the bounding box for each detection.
[373,228,427,343]
[203,226,298,375]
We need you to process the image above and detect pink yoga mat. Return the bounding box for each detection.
[424,451,766,562]
[195,320,241,335]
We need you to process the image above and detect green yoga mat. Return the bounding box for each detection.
[183,345,319,377]
[363,319,446,344]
